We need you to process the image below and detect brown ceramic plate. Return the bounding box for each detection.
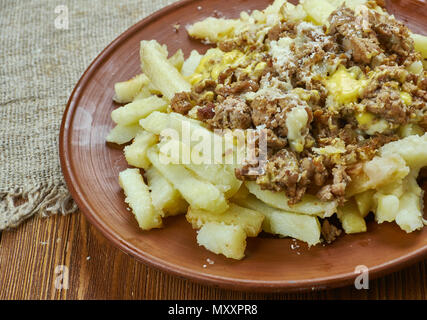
[60,0,427,292]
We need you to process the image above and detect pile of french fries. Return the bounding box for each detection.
[106,0,427,260]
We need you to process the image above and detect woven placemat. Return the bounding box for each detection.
[0,0,178,230]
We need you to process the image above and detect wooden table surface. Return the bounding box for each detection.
[0,211,426,299]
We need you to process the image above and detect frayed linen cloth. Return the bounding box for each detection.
[0,0,178,230]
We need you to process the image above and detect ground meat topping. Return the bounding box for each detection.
[267,21,297,41]
[170,92,193,115]
[367,9,414,59]
[329,6,382,64]
[197,102,215,121]
[255,149,309,204]
[321,220,342,244]
[317,165,350,204]
[207,97,252,130]
[247,149,334,204]
[182,3,426,206]
[251,94,311,138]
[362,82,408,124]
[251,97,288,137]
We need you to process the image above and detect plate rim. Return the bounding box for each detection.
[59,0,427,292]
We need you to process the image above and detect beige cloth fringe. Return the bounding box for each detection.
[0,184,78,230]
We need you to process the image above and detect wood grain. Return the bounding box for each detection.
[0,212,426,299]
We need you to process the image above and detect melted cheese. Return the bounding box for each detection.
[356,111,390,135]
[355,111,375,126]
[400,91,412,106]
[187,48,224,85]
[286,105,309,152]
[187,49,253,85]
[325,66,368,104]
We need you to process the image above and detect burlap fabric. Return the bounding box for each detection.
[0,0,178,230]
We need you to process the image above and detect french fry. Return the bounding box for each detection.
[111,96,168,126]
[234,195,321,246]
[113,74,150,104]
[132,86,154,101]
[139,110,207,136]
[168,49,185,71]
[147,146,228,213]
[118,168,162,230]
[187,18,240,43]
[187,162,242,198]
[337,199,367,234]
[140,40,191,100]
[245,181,337,217]
[374,193,400,223]
[181,50,203,77]
[140,112,239,170]
[106,124,141,145]
[347,154,410,196]
[157,138,242,198]
[396,191,424,233]
[124,131,158,169]
[281,2,307,22]
[301,0,335,25]
[187,0,287,44]
[186,203,264,237]
[230,184,250,202]
[145,166,188,217]
[197,222,247,260]
[354,190,375,218]
[264,0,288,15]
[376,180,405,198]
[411,33,427,59]
[395,172,424,233]
[326,0,369,10]
[379,133,427,170]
